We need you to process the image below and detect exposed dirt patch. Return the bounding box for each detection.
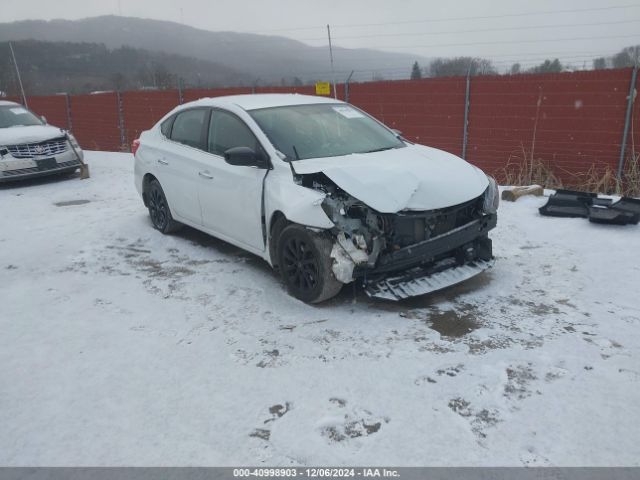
[448,397,501,439]
[427,306,480,338]
[266,403,291,422]
[249,429,270,441]
[54,199,91,207]
[505,364,537,400]
[322,420,382,443]
[256,349,280,368]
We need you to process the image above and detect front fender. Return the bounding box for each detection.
[265,176,334,229]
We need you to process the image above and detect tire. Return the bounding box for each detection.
[146,179,182,234]
[276,224,343,304]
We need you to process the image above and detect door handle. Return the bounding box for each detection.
[157,158,169,165]
[199,171,214,179]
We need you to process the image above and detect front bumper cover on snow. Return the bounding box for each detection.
[358,214,497,300]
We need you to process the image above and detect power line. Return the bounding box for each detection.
[237,3,640,34]
[298,19,640,42]
[331,4,640,29]
[363,33,640,50]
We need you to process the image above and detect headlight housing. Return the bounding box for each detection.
[483,176,499,214]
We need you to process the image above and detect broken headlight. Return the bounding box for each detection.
[483,176,499,214]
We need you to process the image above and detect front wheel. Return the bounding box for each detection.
[147,179,182,234]
[277,225,343,304]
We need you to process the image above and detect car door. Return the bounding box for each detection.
[197,108,268,251]
[157,108,209,225]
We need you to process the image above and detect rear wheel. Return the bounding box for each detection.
[147,179,182,234]
[277,225,342,303]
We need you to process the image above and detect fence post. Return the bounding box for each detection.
[462,72,471,160]
[116,91,126,151]
[617,64,638,182]
[178,78,184,105]
[344,70,354,103]
[65,93,73,131]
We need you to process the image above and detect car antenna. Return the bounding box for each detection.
[9,42,28,108]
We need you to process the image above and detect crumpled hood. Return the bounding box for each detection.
[293,144,489,213]
[0,125,66,146]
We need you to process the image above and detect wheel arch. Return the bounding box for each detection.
[268,210,289,269]
[141,173,158,208]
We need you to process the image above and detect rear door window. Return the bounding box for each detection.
[170,109,208,149]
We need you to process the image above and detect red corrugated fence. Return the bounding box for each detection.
[6,68,639,184]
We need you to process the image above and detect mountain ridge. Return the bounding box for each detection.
[0,15,430,83]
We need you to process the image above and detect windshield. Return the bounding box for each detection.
[249,103,405,160]
[0,105,44,129]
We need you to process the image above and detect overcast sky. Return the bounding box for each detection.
[1,0,639,72]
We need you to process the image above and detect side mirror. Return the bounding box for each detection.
[224,146,267,168]
[40,115,47,124]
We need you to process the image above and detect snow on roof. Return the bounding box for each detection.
[187,93,343,111]
[0,100,20,107]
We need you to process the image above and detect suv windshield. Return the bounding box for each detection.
[0,105,44,129]
[249,103,405,160]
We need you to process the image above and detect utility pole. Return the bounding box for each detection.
[9,42,28,108]
[617,45,639,183]
[327,24,337,99]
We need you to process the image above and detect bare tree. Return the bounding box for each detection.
[427,57,496,77]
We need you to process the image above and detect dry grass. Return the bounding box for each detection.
[502,145,563,189]
[502,147,640,198]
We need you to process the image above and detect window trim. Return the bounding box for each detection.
[160,115,176,139]
[165,107,211,151]
[205,108,269,165]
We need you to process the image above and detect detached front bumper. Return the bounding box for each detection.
[357,213,497,300]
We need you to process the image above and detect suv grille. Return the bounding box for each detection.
[6,137,69,158]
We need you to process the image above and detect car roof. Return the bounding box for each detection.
[0,100,21,107]
[185,93,344,111]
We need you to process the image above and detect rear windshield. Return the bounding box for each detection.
[0,105,44,129]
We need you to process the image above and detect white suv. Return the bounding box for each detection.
[0,101,83,183]
[134,94,498,303]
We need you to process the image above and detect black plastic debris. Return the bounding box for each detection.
[539,189,640,225]
[589,197,640,225]
[539,190,598,218]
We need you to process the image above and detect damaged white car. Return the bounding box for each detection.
[134,94,498,303]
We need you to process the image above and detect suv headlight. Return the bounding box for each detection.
[483,176,499,214]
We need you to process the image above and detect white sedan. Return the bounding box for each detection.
[0,101,84,182]
[134,94,498,303]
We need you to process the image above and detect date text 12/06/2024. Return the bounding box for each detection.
[233,468,400,478]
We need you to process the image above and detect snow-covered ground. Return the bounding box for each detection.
[1,151,639,466]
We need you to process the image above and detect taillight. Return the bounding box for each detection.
[132,139,141,155]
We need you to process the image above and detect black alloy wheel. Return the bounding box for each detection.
[147,180,181,234]
[276,224,343,303]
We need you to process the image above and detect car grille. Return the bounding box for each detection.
[6,137,69,159]
[384,195,485,248]
[1,160,81,176]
